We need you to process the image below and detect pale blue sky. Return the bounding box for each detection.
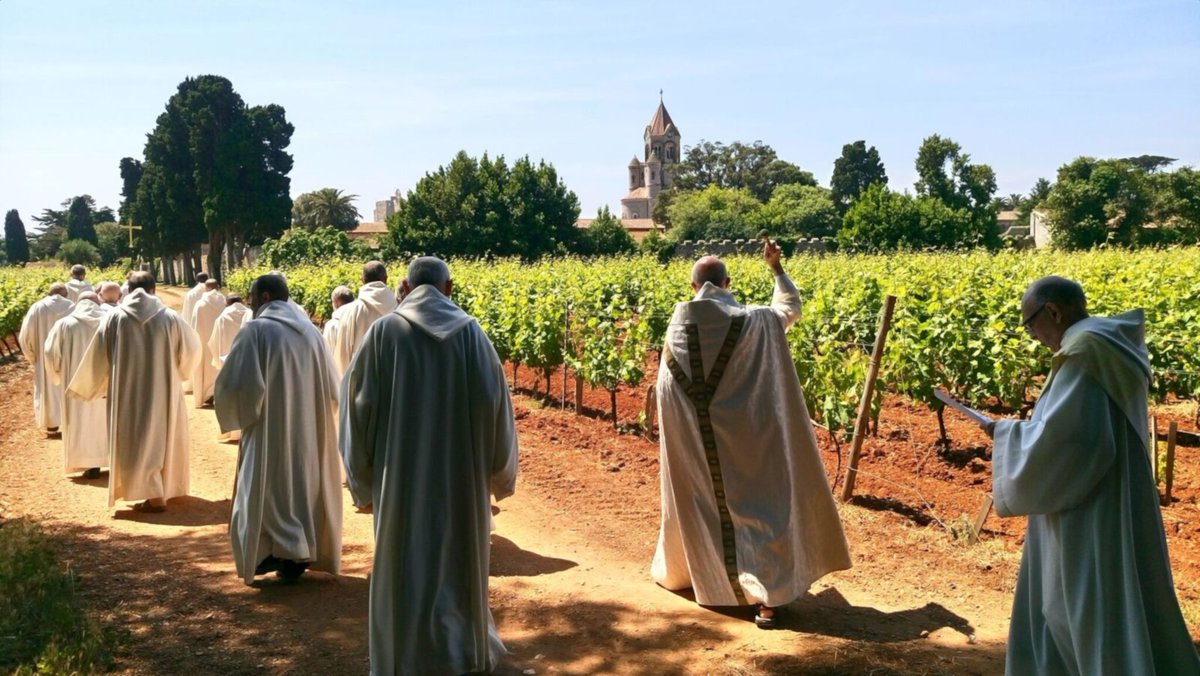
[1,1,1197,229]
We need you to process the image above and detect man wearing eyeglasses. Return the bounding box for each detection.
[983,276,1198,675]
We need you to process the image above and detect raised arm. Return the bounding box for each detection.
[764,239,802,330]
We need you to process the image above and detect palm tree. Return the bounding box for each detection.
[292,188,361,231]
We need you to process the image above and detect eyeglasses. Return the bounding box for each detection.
[1021,304,1046,334]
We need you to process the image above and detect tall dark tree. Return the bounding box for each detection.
[1043,157,1152,249]
[830,140,888,215]
[65,195,98,245]
[133,75,293,280]
[671,140,816,202]
[4,209,30,264]
[1121,155,1176,173]
[385,151,580,259]
[118,157,143,224]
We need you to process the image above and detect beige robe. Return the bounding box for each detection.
[329,282,397,376]
[215,301,342,585]
[208,302,253,442]
[653,275,851,607]
[65,278,94,303]
[322,302,352,379]
[189,289,226,407]
[43,300,109,472]
[340,285,518,675]
[180,282,205,393]
[18,294,75,429]
[68,289,200,506]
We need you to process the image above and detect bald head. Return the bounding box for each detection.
[691,256,730,291]
[363,261,388,284]
[76,291,100,304]
[96,282,121,303]
[331,285,354,309]
[49,283,68,298]
[1024,276,1086,312]
[204,279,219,291]
[127,271,156,293]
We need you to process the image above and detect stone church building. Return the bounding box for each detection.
[620,98,680,220]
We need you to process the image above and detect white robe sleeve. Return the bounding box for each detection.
[992,362,1119,517]
[43,322,66,386]
[18,305,41,363]
[769,272,802,331]
[487,346,518,501]
[67,320,111,402]
[175,314,202,382]
[213,327,266,434]
[339,326,379,508]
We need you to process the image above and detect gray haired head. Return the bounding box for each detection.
[1025,276,1087,313]
[407,256,451,290]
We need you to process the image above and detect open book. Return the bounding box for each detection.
[934,389,994,426]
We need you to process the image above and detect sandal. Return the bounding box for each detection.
[131,500,166,513]
[755,605,777,630]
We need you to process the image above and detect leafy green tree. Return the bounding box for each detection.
[5,210,30,264]
[94,222,131,266]
[291,188,361,231]
[665,185,763,242]
[386,151,580,259]
[760,184,840,239]
[57,239,101,266]
[260,226,369,267]
[580,207,636,256]
[638,228,672,260]
[1043,157,1152,250]
[838,184,982,251]
[1121,155,1176,173]
[913,134,999,247]
[1149,167,1200,243]
[671,140,815,202]
[830,140,888,215]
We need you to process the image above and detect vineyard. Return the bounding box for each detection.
[226,248,1200,435]
[0,265,128,356]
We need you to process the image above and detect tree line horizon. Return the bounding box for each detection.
[4,74,1198,278]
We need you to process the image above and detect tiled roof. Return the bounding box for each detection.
[648,101,677,137]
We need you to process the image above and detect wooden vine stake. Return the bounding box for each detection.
[574,375,585,415]
[969,494,994,544]
[1162,421,1178,507]
[840,294,897,502]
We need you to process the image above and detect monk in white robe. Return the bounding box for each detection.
[653,244,851,628]
[207,294,253,442]
[986,276,1200,675]
[18,283,74,433]
[189,279,225,408]
[65,265,94,302]
[215,275,342,584]
[341,257,518,675]
[68,272,200,513]
[329,261,397,375]
[180,272,209,394]
[43,293,109,477]
[321,286,355,378]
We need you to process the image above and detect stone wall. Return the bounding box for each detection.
[673,237,829,259]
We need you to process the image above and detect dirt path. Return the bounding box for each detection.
[0,286,1011,674]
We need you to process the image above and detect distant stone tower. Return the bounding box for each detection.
[621,97,680,220]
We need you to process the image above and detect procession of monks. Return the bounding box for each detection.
[17,250,1200,675]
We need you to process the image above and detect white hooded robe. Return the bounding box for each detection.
[215,301,343,585]
[18,294,75,430]
[329,281,397,376]
[180,281,206,393]
[340,285,518,676]
[189,289,226,407]
[43,299,109,472]
[993,310,1200,675]
[652,274,851,607]
[322,302,352,379]
[208,301,253,442]
[65,278,94,303]
[68,289,200,506]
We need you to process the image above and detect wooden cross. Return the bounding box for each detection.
[123,220,142,247]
